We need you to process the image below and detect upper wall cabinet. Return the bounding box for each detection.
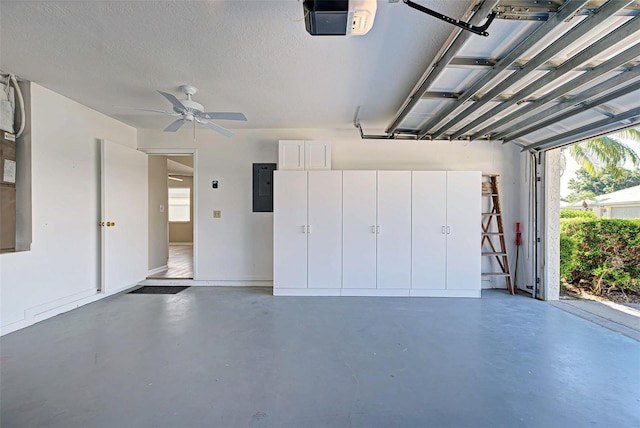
[278,140,331,171]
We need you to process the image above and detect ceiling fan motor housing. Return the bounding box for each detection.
[175,99,204,115]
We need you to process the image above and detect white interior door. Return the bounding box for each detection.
[342,171,377,289]
[377,171,412,289]
[412,171,447,289]
[446,171,481,290]
[273,171,308,288]
[307,171,342,288]
[101,140,148,293]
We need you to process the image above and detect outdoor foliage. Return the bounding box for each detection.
[559,234,576,280]
[565,127,640,180]
[567,167,640,197]
[559,209,595,219]
[560,218,640,295]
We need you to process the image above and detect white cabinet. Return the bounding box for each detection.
[273,170,308,288]
[445,171,481,290]
[274,169,480,298]
[412,171,447,290]
[307,171,342,289]
[278,140,305,170]
[412,171,481,293]
[342,171,377,289]
[342,171,411,292]
[273,170,342,294]
[278,140,331,170]
[376,171,412,289]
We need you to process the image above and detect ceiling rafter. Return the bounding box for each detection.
[497,63,640,141]
[467,42,640,140]
[413,0,591,139]
[424,0,634,140]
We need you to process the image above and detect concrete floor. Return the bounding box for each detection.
[1,288,639,428]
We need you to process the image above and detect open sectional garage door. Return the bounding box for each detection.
[370,0,640,147]
[353,0,640,299]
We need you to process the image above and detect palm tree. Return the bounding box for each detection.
[562,127,640,180]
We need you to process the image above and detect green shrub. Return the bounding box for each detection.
[560,209,596,219]
[559,234,576,280]
[560,218,640,295]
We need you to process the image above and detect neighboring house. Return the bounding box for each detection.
[591,185,640,219]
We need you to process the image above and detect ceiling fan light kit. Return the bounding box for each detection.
[124,85,247,138]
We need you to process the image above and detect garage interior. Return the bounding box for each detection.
[1,1,639,427]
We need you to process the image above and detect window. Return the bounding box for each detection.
[168,187,190,222]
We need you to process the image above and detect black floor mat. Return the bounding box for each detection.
[128,286,190,295]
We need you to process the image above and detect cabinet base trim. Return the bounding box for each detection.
[410,289,481,298]
[273,288,481,298]
[274,288,341,296]
[341,289,410,297]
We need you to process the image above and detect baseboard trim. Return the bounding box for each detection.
[138,279,273,287]
[169,242,193,246]
[1,282,142,336]
[147,265,168,276]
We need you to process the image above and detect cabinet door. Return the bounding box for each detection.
[307,171,342,288]
[305,141,331,170]
[412,171,447,289]
[342,171,377,289]
[377,171,412,289]
[278,140,304,170]
[446,171,481,290]
[273,171,308,288]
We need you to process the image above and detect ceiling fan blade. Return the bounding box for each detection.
[164,119,186,132]
[196,118,234,137]
[199,112,247,121]
[115,106,180,116]
[157,90,186,112]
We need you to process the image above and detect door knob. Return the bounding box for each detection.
[106,221,116,227]
[98,222,105,227]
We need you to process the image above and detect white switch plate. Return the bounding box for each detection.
[159,204,165,213]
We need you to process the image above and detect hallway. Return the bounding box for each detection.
[147,244,193,279]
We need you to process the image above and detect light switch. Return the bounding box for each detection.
[213,210,221,218]
[159,204,165,213]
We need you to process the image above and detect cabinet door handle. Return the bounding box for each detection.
[301,225,306,233]
[442,226,446,234]
[371,225,376,234]
[447,226,451,234]
[307,225,312,234]
[376,225,381,234]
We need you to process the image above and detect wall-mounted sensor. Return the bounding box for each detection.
[212,180,218,188]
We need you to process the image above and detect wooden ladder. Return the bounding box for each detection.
[481,174,514,295]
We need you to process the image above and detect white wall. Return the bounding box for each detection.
[0,84,137,333]
[148,155,168,271]
[139,128,523,288]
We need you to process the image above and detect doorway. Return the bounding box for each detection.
[146,153,195,280]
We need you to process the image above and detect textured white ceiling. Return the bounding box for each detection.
[0,0,472,132]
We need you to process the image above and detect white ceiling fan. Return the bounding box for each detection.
[125,85,247,137]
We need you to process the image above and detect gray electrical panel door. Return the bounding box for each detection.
[253,163,276,212]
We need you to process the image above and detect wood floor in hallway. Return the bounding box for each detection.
[147,244,193,279]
